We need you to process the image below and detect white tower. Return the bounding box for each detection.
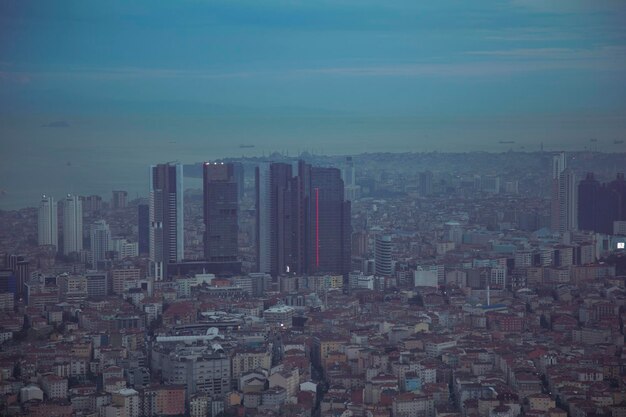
[38,195,58,250]
[551,152,577,234]
[375,235,392,277]
[559,169,578,233]
[63,194,83,255]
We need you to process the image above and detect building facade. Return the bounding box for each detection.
[63,194,83,255]
[203,162,240,271]
[256,160,351,277]
[38,195,58,249]
[90,220,111,268]
[149,163,184,280]
[375,235,392,277]
[551,153,577,234]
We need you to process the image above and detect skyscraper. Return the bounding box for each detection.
[342,157,355,188]
[375,235,392,277]
[608,173,626,222]
[138,203,150,255]
[255,160,351,277]
[38,195,58,250]
[90,220,111,268]
[203,162,239,268]
[150,163,184,280]
[256,162,295,277]
[308,165,351,276]
[63,194,83,255]
[558,168,578,234]
[232,161,245,202]
[419,171,433,197]
[578,172,623,234]
[550,153,577,233]
[256,162,272,274]
[111,190,128,209]
[342,156,360,201]
[578,173,600,233]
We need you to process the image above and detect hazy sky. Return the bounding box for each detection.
[1,1,626,208]
[2,0,626,154]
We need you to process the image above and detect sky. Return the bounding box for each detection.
[0,0,625,207]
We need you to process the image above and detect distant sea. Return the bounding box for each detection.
[0,162,207,211]
[0,141,214,210]
[0,122,606,210]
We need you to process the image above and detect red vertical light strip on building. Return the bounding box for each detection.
[315,187,319,267]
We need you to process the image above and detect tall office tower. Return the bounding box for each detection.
[550,152,567,232]
[90,220,111,268]
[256,162,295,276]
[293,160,312,276]
[419,171,433,197]
[137,203,150,255]
[149,163,184,280]
[63,194,83,255]
[558,168,578,233]
[608,173,626,221]
[256,160,351,277]
[232,162,245,202]
[256,163,272,274]
[342,156,360,201]
[578,172,623,234]
[111,190,128,209]
[308,165,351,276]
[342,156,355,187]
[38,195,58,249]
[375,235,392,277]
[203,162,239,266]
[14,259,28,298]
[578,173,601,232]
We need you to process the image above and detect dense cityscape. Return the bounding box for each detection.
[2,0,626,416]
[0,150,625,417]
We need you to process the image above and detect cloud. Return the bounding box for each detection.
[41,120,70,128]
[42,67,261,81]
[509,0,626,14]
[297,50,625,78]
[465,46,626,60]
[19,44,626,85]
[0,71,31,84]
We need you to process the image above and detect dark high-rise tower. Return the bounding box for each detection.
[256,160,351,277]
[203,163,239,266]
[578,173,600,232]
[256,162,295,277]
[150,163,183,280]
[232,162,245,202]
[308,165,351,276]
[579,172,624,234]
[608,173,626,222]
